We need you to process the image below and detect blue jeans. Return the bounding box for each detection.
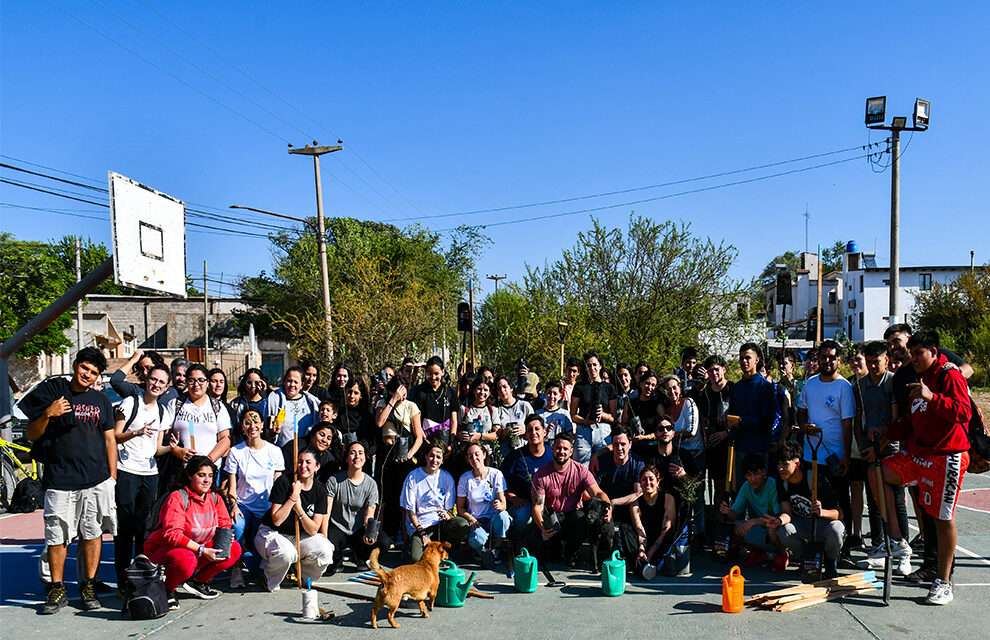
[466,511,512,552]
[233,508,264,572]
[508,502,533,541]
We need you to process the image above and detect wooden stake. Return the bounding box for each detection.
[293,417,303,589]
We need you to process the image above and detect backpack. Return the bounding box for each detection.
[145,487,222,534]
[935,369,990,474]
[8,477,44,513]
[123,554,169,619]
[122,397,167,430]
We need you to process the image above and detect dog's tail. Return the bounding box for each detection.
[368,547,390,584]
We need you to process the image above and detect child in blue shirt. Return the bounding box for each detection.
[720,454,787,571]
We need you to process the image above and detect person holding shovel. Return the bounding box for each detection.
[773,441,845,579]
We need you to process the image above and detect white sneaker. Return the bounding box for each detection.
[891,539,912,559]
[857,556,885,569]
[895,557,913,576]
[926,578,953,605]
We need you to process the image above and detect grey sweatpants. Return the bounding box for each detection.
[778,518,845,561]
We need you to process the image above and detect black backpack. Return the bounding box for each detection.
[935,369,990,474]
[123,554,169,619]
[8,477,43,513]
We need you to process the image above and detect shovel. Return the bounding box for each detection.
[801,427,824,583]
[713,438,737,559]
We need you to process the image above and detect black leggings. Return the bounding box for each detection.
[114,470,159,586]
[327,526,376,567]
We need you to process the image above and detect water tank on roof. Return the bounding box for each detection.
[846,240,860,254]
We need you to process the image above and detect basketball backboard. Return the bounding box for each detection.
[109,172,187,297]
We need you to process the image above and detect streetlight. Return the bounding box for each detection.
[864,96,930,326]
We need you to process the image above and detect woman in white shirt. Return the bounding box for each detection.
[456,442,510,566]
[400,440,469,561]
[491,376,534,462]
[223,408,284,587]
[375,375,424,545]
[113,364,173,590]
[167,364,233,465]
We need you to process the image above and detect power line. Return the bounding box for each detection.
[133,0,426,218]
[436,151,877,232]
[0,162,106,193]
[385,141,887,222]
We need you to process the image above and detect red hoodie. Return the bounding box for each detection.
[888,353,972,456]
[144,488,232,554]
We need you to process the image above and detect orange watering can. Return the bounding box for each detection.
[722,565,744,613]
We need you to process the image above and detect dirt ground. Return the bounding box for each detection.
[975,388,989,416]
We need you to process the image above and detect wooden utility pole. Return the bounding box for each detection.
[203,259,209,365]
[75,237,83,354]
[289,142,343,362]
[816,251,823,344]
[468,279,477,371]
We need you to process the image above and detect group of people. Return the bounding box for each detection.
[21,322,978,616]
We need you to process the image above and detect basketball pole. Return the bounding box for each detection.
[0,258,114,425]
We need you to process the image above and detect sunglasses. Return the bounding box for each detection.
[658,423,675,432]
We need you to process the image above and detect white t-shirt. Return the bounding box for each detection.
[457,467,507,520]
[223,440,285,516]
[268,390,320,446]
[797,375,856,463]
[116,395,171,476]
[399,467,456,535]
[169,396,232,457]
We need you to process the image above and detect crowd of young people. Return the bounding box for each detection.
[20,326,977,615]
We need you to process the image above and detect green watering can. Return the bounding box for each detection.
[513,548,538,593]
[601,550,626,597]
[436,560,476,608]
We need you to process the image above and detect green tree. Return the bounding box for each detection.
[914,267,990,372]
[236,219,488,374]
[476,215,746,378]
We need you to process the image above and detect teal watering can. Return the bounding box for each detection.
[436,560,476,608]
[513,548,538,593]
[601,550,626,597]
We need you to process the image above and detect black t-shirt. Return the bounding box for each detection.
[635,492,667,544]
[628,395,660,431]
[646,447,700,488]
[262,473,329,535]
[22,378,114,491]
[573,381,617,419]
[334,404,377,450]
[891,348,965,416]
[594,452,645,501]
[281,439,342,485]
[776,466,839,521]
[411,383,459,440]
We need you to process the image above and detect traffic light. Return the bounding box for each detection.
[457,302,472,332]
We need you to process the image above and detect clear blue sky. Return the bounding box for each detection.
[2,2,988,299]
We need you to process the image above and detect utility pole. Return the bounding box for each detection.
[803,204,810,253]
[203,259,209,365]
[75,237,83,354]
[486,274,507,294]
[468,279,477,371]
[289,141,343,363]
[865,96,929,326]
[816,251,823,344]
[971,250,975,272]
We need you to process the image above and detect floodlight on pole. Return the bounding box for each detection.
[864,96,931,327]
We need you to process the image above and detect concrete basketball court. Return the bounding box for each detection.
[2,475,989,640]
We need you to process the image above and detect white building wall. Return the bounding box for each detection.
[848,269,965,342]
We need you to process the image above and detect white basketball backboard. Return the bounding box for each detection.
[109,172,187,297]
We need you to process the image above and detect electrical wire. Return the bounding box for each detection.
[384,141,888,222]
[434,151,877,232]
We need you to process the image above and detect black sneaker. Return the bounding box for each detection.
[845,534,864,552]
[904,565,938,584]
[41,583,68,615]
[79,579,102,610]
[167,593,180,610]
[910,533,925,554]
[178,581,220,600]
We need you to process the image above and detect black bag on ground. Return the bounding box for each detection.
[124,554,169,619]
[8,477,43,513]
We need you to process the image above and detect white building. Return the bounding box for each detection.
[840,245,968,342]
[765,242,969,343]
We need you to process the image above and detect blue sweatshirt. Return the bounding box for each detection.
[728,374,777,454]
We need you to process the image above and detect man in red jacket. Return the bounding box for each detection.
[874,331,971,605]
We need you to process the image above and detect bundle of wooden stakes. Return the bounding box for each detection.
[746,571,881,612]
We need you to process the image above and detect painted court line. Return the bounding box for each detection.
[909,523,990,567]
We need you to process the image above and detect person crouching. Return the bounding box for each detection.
[255,449,334,591]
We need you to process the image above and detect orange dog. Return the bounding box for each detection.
[369,541,450,629]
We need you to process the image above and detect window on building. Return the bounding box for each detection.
[859,275,864,293]
[848,315,853,337]
[859,311,864,330]
[828,291,837,304]
[920,273,933,291]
